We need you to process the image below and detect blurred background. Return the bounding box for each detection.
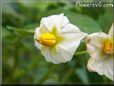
[2,0,114,84]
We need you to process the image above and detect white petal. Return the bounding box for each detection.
[49,23,87,63]
[53,23,87,62]
[34,27,41,38]
[108,23,114,40]
[86,32,108,60]
[57,39,81,59]
[40,17,54,32]
[87,57,104,75]
[87,57,95,72]
[104,57,114,80]
[34,27,43,49]
[62,23,80,32]
[86,32,108,48]
[61,23,87,41]
[34,41,43,50]
[51,45,73,63]
[40,21,49,33]
[41,46,60,64]
[41,39,81,64]
[87,57,114,81]
[63,16,69,27]
[40,13,69,33]
[55,13,69,30]
[86,43,103,60]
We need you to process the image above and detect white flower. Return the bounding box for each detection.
[86,23,114,80]
[34,13,87,64]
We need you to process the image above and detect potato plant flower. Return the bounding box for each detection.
[34,13,87,64]
[86,24,114,80]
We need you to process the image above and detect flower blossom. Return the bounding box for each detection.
[34,13,87,64]
[86,23,114,80]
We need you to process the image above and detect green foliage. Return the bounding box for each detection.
[2,0,113,84]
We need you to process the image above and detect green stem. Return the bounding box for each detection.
[74,50,87,55]
[61,68,73,83]
[6,26,34,35]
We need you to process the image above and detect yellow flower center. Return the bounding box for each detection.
[103,39,113,55]
[38,33,56,46]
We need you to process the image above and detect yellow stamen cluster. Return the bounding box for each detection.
[103,39,113,55]
[38,33,56,46]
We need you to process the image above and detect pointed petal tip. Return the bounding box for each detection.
[60,13,64,15]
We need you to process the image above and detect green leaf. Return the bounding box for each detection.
[75,67,89,84]
[19,0,54,11]
[65,12,101,34]
[97,8,113,33]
